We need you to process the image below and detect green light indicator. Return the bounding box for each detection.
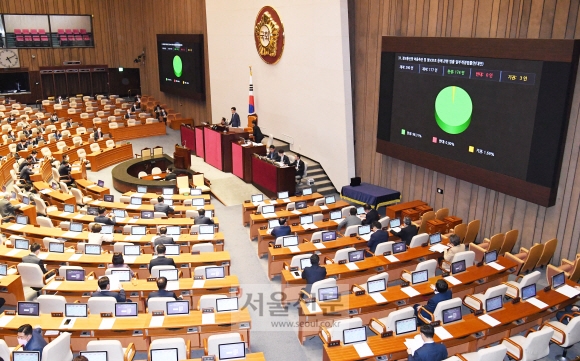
[173,55,183,78]
[435,86,472,134]
[401,129,406,135]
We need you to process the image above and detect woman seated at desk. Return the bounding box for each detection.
[107,252,135,277]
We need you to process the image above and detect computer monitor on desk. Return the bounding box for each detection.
[442,306,462,324]
[367,278,386,293]
[429,232,442,245]
[343,326,367,345]
[251,194,263,203]
[79,351,108,361]
[411,270,428,285]
[219,342,246,361]
[395,317,417,335]
[150,348,178,361]
[348,250,365,263]
[277,191,289,199]
[485,295,503,312]
[282,235,298,247]
[13,351,40,361]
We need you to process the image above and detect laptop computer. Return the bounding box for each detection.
[485,295,503,312]
[97,180,105,187]
[322,231,337,242]
[205,266,225,279]
[164,199,174,206]
[18,302,39,316]
[216,297,239,312]
[100,225,113,234]
[261,205,275,214]
[218,342,246,361]
[65,269,85,281]
[356,206,365,215]
[0,264,7,277]
[113,209,126,218]
[79,351,108,361]
[330,210,342,221]
[124,245,141,256]
[552,272,566,289]
[282,235,299,247]
[451,260,466,274]
[317,286,339,302]
[49,242,64,253]
[392,242,406,254]
[268,219,280,229]
[150,348,178,361]
[191,198,205,207]
[110,269,131,282]
[390,218,401,233]
[395,317,417,335]
[348,250,365,263]
[295,201,307,210]
[115,302,138,317]
[164,244,180,256]
[63,204,75,213]
[300,215,313,225]
[140,211,154,219]
[85,244,101,255]
[429,232,442,245]
[485,250,498,264]
[199,224,215,235]
[442,306,462,324]
[16,215,28,225]
[190,188,202,196]
[299,258,312,270]
[367,278,386,294]
[103,194,114,202]
[343,326,367,345]
[166,300,189,316]
[131,226,146,236]
[521,284,536,301]
[324,195,336,205]
[165,226,181,236]
[411,270,428,285]
[69,222,83,232]
[86,206,99,216]
[159,269,179,281]
[358,225,371,236]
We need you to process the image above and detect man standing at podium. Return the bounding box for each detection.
[229,107,240,128]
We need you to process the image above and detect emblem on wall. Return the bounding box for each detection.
[254,6,285,64]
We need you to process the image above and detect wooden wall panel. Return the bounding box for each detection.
[351,0,580,262]
[0,0,210,124]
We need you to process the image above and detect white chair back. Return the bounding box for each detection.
[432,297,463,322]
[147,297,175,313]
[0,339,10,361]
[409,233,429,248]
[333,247,356,263]
[374,241,395,255]
[90,143,100,152]
[343,225,359,236]
[151,265,176,278]
[311,278,337,300]
[86,340,128,361]
[38,295,66,314]
[290,254,313,269]
[198,294,229,310]
[113,242,133,254]
[149,338,188,360]
[328,317,363,343]
[370,306,414,334]
[106,139,115,148]
[206,333,243,359]
[37,216,54,228]
[450,251,476,268]
[363,272,389,291]
[58,265,84,277]
[192,243,214,253]
[41,332,73,361]
[378,216,390,229]
[88,297,117,314]
[17,263,47,288]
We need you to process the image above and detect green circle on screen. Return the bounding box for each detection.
[435,86,472,134]
[173,55,183,78]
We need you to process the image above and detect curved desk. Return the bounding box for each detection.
[112,154,178,193]
[86,143,134,171]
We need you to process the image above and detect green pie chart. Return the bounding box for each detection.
[435,86,472,134]
[173,55,183,78]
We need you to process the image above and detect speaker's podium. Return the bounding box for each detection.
[204,126,249,172]
[251,155,296,198]
[173,144,191,170]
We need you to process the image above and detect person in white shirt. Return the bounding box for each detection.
[87,223,113,245]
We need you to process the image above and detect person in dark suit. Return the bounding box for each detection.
[17,324,48,358]
[49,113,59,123]
[32,118,43,127]
[154,104,161,120]
[362,204,380,225]
[194,209,214,225]
[16,139,28,152]
[391,217,418,246]
[164,166,177,181]
[20,162,33,184]
[291,153,305,183]
[229,107,240,128]
[414,279,452,325]
[57,96,63,105]
[19,156,32,171]
[6,115,16,124]
[367,221,389,253]
[130,103,137,112]
[32,134,44,146]
[149,244,176,272]
[147,277,182,303]
[92,276,126,302]
[22,243,48,274]
[22,126,31,138]
[58,160,74,186]
[252,120,264,143]
[336,207,362,233]
[53,129,62,141]
[0,192,20,220]
[160,108,168,124]
[63,118,73,129]
[266,145,277,160]
[153,227,175,247]
[271,218,291,239]
[94,207,116,225]
[407,324,448,361]
[29,150,39,164]
[93,127,104,141]
[301,254,327,295]
[277,150,290,165]
[154,196,174,215]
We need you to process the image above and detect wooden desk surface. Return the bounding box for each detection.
[86,143,134,171]
[75,179,109,198]
[385,200,427,220]
[187,353,265,361]
[250,200,349,223]
[123,191,210,201]
[242,192,324,225]
[45,210,217,227]
[109,122,166,142]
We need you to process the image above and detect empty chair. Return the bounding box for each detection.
[372,241,395,256]
[76,126,87,134]
[499,229,519,256]
[36,216,54,228]
[119,195,131,204]
[413,210,435,229]
[343,225,359,237]
[71,188,92,206]
[106,139,115,148]
[88,296,117,313]
[417,297,463,324]
[185,210,199,219]
[17,263,54,300]
[41,332,73,361]
[463,219,481,246]
[154,211,167,219]
[147,297,175,313]
[503,270,541,299]
[176,175,190,194]
[151,265,176,278]
[204,333,243,360]
[444,344,507,361]
[77,148,87,161]
[536,238,557,268]
[38,295,67,314]
[470,233,504,263]
[501,326,553,361]
[435,207,449,220]
[90,142,100,153]
[56,140,68,151]
[109,122,119,129]
[193,174,210,192]
[73,136,82,146]
[401,259,437,283]
[320,317,363,345]
[127,119,136,127]
[113,242,133,254]
[542,313,580,360]
[505,243,544,275]
[192,243,214,253]
[0,340,11,361]
[369,306,415,335]
[325,247,356,264]
[151,167,162,175]
[378,216,390,229]
[409,233,429,248]
[313,198,325,207]
[58,265,84,277]
[86,340,136,361]
[198,294,228,310]
[353,272,389,292]
[300,278,336,300]
[546,255,580,283]
[463,284,508,312]
[441,251,476,272]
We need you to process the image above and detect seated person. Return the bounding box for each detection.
[92,276,126,302]
[29,150,39,163]
[58,160,74,186]
[153,227,175,247]
[291,153,305,183]
[149,244,176,273]
[391,217,418,246]
[49,113,58,123]
[16,138,28,152]
[22,126,31,137]
[32,134,45,146]
[19,156,32,171]
[20,162,33,184]
[266,145,278,160]
[414,279,452,325]
[194,209,214,225]
[88,224,113,245]
[93,127,104,141]
[271,217,291,238]
[0,192,20,221]
[147,276,182,303]
[74,356,88,361]
[63,118,73,129]
[17,324,48,358]
[302,254,327,296]
[368,221,389,253]
[94,207,116,225]
[53,129,62,141]
[164,166,177,181]
[407,324,448,361]
[22,243,49,274]
[443,234,463,263]
[277,149,290,165]
[154,196,174,215]
[219,117,228,127]
[361,204,379,225]
[336,207,362,233]
[107,252,134,277]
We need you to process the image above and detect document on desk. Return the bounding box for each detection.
[252,202,263,207]
[40,189,51,194]
[556,285,580,298]
[87,184,97,188]
[270,200,278,204]
[288,246,301,253]
[361,233,372,241]
[59,212,70,217]
[345,263,359,271]
[192,280,205,288]
[202,313,215,325]
[262,213,277,219]
[370,293,387,304]
[6,249,21,257]
[319,205,329,210]
[124,235,142,241]
[166,281,179,291]
[302,224,318,230]
[44,330,59,336]
[385,255,400,263]
[434,326,453,340]
[305,302,322,313]
[290,210,302,215]
[61,231,79,238]
[478,314,501,327]
[443,276,462,285]
[404,334,424,356]
[38,252,49,260]
[525,297,549,309]
[429,244,449,253]
[313,242,326,249]
[44,281,62,291]
[164,195,172,199]
[123,256,137,264]
[68,253,82,261]
[149,316,165,328]
[99,318,116,330]
[60,317,76,329]
[126,204,139,209]
[353,342,373,358]
[282,198,291,203]
[7,224,25,231]
[0,315,14,327]
[127,218,139,223]
[74,213,84,219]
[487,262,505,270]
[401,286,420,297]
[132,193,143,197]
[91,200,102,205]
[197,234,214,240]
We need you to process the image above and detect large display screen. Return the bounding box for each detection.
[377,38,580,207]
[157,34,205,100]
